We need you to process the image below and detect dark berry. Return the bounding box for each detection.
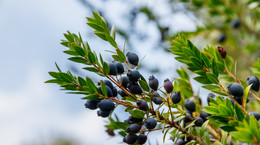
[184,112,193,124]
[108,63,118,75]
[127,124,142,133]
[176,139,187,145]
[228,83,244,97]
[112,87,117,97]
[129,116,143,124]
[145,118,157,129]
[124,119,133,124]
[119,76,130,88]
[249,112,260,121]
[151,90,160,96]
[123,134,138,144]
[218,46,226,59]
[149,75,159,90]
[247,76,260,92]
[207,93,216,105]
[127,70,140,82]
[98,86,113,97]
[126,52,139,66]
[164,78,173,93]
[118,90,128,97]
[185,99,196,112]
[217,33,226,43]
[152,97,163,105]
[194,117,204,127]
[114,61,124,74]
[84,99,101,110]
[234,96,248,105]
[137,134,147,144]
[97,99,115,112]
[171,91,181,104]
[136,100,148,111]
[103,80,113,89]
[97,110,110,118]
[231,19,241,28]
[106,130,115,136]
[127,82,143,94]
[200,112,210,122]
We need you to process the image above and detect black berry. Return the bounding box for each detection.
[149,75,159,90]
[127,70,140,82]
[97,99,115,112]
[97,110,110,118]
[127,82,143,94]
[125,116,143,124]
[228,83,244,97]
[234,96,249,105]
[218,46,226,59]
[123,134,138,144]
[114,61,124,74]
[231,19,241,28]
[176,139,187,145]
[207,93,216,105]
[200,112,210,122]
[152,97,163,105]
[145,118,157,129]
[137,134,147,144]
[84,99,101,110]
[164,78,173,93]
[194,117,204,127]
[103,80,113,89]
[118,89,128,97]
[126,52,139,66]
[184,112,193,124]
[108,63,118,75]
[98,86,113,97]
[171,91,181,104]
[127,124,142,133]
[136,100,148,111]
[185,99,196,112]
[119,76,130,88]
[247,76,260,92]
[112,87,117,97]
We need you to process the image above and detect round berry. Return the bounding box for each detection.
[118,89,128,97]
[98,86,113,97]
[217,33,226,43]
[149,75,159,90]
[247,76,259,92]
[164,78,173,93]
[194,117,204,127]
[231,19,241,28]
[106,130,115,136]
[145,118,157,129]
[185,99,196,112]
[171,91,181,104]
[126,52,139,66]
[136,100,148,111]
[207,93,216,105]
[249,112,260,121]
[108,63,118,75]
[151,90,160,96]
[112,87,117,97]
[137,134,147,144]
[119,76,130,88]
[200,112,210,122]
[152,97,163,105]
[114,61,124,74]
[103,80,113,89]
[127,82,143,94]
[97,110,110,118]
[127,124,142,133]
[129,116,143,124]
[123,134,138,144]
[218,46,226,59]
[97,99,115,112]
[183,112,193,124]
[176,139,187,145]
[84,99,101,110]
[228,83,244,97]
[127,70,140,82]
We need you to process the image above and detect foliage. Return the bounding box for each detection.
[46,12,260,145]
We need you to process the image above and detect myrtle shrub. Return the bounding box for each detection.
[46,12,260,145]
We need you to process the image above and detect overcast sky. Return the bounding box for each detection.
[0,0,202,144]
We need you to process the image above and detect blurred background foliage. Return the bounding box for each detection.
[78,0,260,79]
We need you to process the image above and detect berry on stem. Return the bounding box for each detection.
[194,117,204,127]
[185,99,196,112]
[137,134,147,144]
[171,91,181,104]
[145,118,157,129]
[152,97,163,105]
[84,99,101,110]
[126,52,139,66]
[127,82,143,94]
[127,124,142,133]
[119,76,130,88]
[218,46,226,59]
[164,78,173,93]
[97,110,110,118]
[123,134,138,144]
[127,70,140,82]
[114,61,124,74]
[247,76,260,92]
[97,99,115,112]
[108,63,118,75]
[148,75,159,90]
[227,83,244,97]
[136,100,148,111]
[207,93,216,105]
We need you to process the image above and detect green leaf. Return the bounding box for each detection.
[94,31,107,41]
[68,57,87,64]
[206,72,219,84]
[234,104,244,121]
[225,56,233,73]
[87,22,104,32]
[243,84,252,108]
[204,106,219,114]
[83,67,99,73]
[220,126,236,132]
[201,53,210,68]
[74,45,86,56]
[100,81,108,97]
[202,85,220,91]
[111,24,116,40]
[138,80,150,92]
[81,94,100,99]
[48,72,60,79]
[194,76,212,84]
[55,62,62,72]
[106,34,118,48]
[102,62,110,76]
[116,49,126,62]
[59,72,74,83]
[127,109,145,119]
[45,79,63,83]
[86,77,98,93]
[200,120,209,137]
